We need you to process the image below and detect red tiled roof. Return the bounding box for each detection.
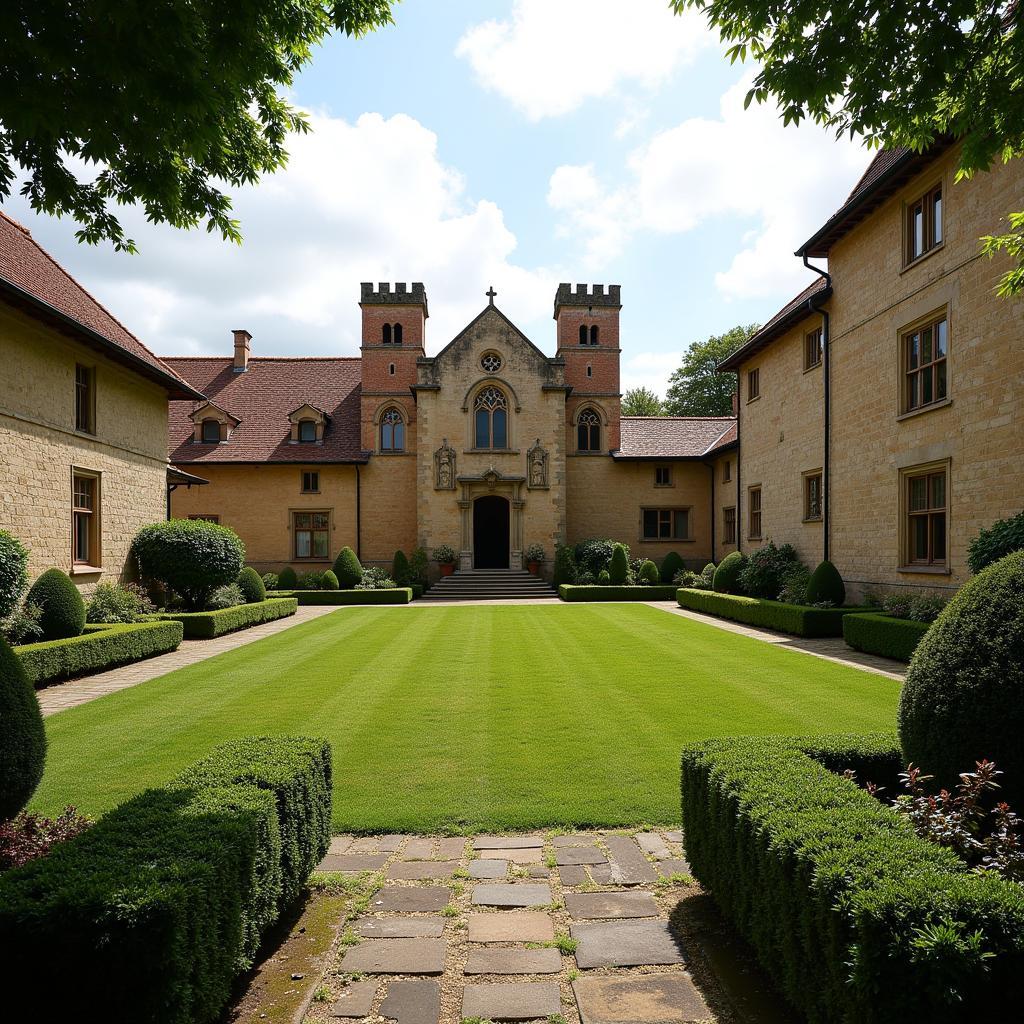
[0,210,201,399]
[718,277,829,371]
[615,417,737,460]
[164,357,366,464]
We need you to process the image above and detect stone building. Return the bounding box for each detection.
[721,143,1024,598]
[166,284,737,576]
[0,211,204,592]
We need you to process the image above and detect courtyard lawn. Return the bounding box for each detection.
[32,604,900,832]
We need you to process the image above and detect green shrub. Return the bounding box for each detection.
[86,582,151,624]
[879,592,947,623]
[597,569,611,585]
[805,559,846,605]
[0,530,29,622]
[681,734,1024,1023]
[968,510,1024,574]
[354,566,396,590]
[151,598,297,639]
[553,545,577,586]
[3,601,44,645]
[408,547,429,588]
[898,551,1024,801]
[737,541,802,598]
[559,585,678,602]
[332,546,362,589]
[26,568,85,640]
[261,572,279,591]
[843,613,930,662]
[277,566,298,590]
[0,636,46,819]
[133,520,246,610]
[609,544,629,585]
[321,569,339,590]
[777,563,811,604]
[659,551,684,584]
[207,583,245,610]
[237,567,266,604]
[712,550,746,594]
[15,621,183,687]
[637,559,660,585]
[391,550,410,585]
[574,538,626,579]
[266,589,412,606]
[677,588,871,638]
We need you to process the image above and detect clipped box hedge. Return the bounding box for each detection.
[0,736,331,1024]
[558,584,679,602]
[15,620,183,687]
[676,587,871,638]
[266,588,412,606]
[681,734,1024,1023]
[843,612,931,662]
[151,596,297,638]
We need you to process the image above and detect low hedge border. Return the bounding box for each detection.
[681,733,1024,1023]
[558,584,679,602]
[14,620,184,687]
[843,612,930,662]
[150,597,297,638]
[0,736,331,1024]
[266,588,412,606]
[676,587,872,638]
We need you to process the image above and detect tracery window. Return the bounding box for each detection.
[380,407,405,452]
[474,386,508,449]
[481,353,502,373]
[576,408,601,452]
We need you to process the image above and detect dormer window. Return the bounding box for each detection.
[190,401,238,443]
[287,403,329,444]
[201,418,221,443]
[298,419,317,443]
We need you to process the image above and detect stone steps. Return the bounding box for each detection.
[418,570,557,602]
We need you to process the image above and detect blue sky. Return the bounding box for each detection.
[4,0,872,397]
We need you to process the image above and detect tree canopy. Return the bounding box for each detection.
[621,387,664,416]
[0,1,396,251]
[673,0,1024,295]
[663,324,757,417]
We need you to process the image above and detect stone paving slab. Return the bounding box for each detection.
[471,883,552,907]
[378,979,441,1024]
[318,853,388,873]
[354,917,446,938]
[466,912,554,943]
[571,920,685,970]
[370,887,452,913]
[636,832,672,859]
[402,838,435,859]
[559,864,587,886]
[552,833,599,848]
[589,863,613,884]
[474,835,543,849]
[565,891,660,920]
[436,837,468,859]
[657,859,693,879]
[556,847,607,866]
[526,864,549,878]
[330,980,377,1017]
[468,859,509,879]
[572,974,711,1024]
[481,847,543,863]
[341,937,446,975]
[386,861,458,881]
[462,981,561,1021]
[464,947,563,975]
[327,836,353,856]
[663,830,684,844]
[603,835,658,885]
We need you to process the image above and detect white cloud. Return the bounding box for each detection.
[622,351,679,398]
[455,0,709,120]
[548,73,870,298]
[4,112,555,358]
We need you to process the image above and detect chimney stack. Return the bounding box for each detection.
[232,329,251,372]
[731,390,738,416]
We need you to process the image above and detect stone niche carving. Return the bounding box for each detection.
[526,439,549,489]
[434,439,457,490]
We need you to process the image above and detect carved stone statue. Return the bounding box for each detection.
[527,439,548,489]
[434,439,456,490]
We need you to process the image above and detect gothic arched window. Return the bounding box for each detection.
[380,407,405,452]
[590,324,599,345]
[579,324,588,345]
[474,386,508,449]
[577,408,601,452]
[393,323,403,344]
[382,323,392,344]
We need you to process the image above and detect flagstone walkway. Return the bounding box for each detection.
[304,831,785,1024]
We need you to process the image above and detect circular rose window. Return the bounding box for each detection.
[481,353,502,373]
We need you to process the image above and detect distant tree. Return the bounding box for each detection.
[663,324,757,417]
[621,387,664,416]
[672,1,1024,296]
[0,1,395,251]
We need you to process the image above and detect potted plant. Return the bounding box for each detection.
[524,543,545,575]
[433,544,457,576]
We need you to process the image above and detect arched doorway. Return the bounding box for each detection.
[473,495,510,569]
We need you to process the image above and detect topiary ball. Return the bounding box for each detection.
[712,551,747,594]
[660,551,684,584]
[236,566,266,604]
[322,570,339,590]
[638,559,660,585]
[0,635,46,819]
[277,566,298,590]
[333,547,362,589]
[898,551,1024,802]
[609,544,629,585]
[805,560,846,606]
[25,568,85,640]
[391,550,410,585]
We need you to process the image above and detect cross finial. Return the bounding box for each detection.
[486,286,496,305]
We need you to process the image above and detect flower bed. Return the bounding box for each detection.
[843,612,931,662]
[681,733,1024,1022]
[558,584,679,602]
[150,597,297,638]
[266,588,412,606]
[676,587,871,638]
[0,736,331,1024]
[14,620,184,687]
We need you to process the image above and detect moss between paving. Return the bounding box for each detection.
[32,604,899,832]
